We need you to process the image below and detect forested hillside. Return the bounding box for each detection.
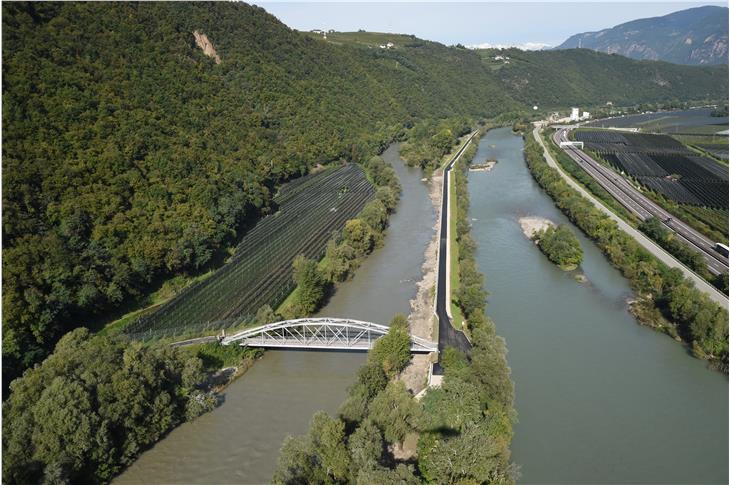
[477,47,728,108]
[2,1,728,387]
[0,2,513,385]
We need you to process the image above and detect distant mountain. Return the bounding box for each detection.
[555,6,728,65]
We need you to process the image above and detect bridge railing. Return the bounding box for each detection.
[221,317,438,353]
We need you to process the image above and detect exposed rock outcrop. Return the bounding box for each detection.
[193,30,221,64]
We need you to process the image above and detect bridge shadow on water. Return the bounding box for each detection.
[256,347,372,355]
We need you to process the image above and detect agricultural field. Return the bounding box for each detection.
[575,130,728,211]
[673,134,729,162]
[584,107,728,134]
[123,164,375,339]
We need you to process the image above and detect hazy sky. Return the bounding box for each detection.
[252,2,726,48]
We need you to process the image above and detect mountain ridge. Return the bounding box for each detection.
[555,5,728,65]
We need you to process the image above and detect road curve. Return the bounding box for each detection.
[554,128,728,276]
[433,132,478,372]
[533,126,728,308]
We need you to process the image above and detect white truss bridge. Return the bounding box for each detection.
[220,317,438,353]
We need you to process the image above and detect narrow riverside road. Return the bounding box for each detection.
[434,132,477,367]
[534,126,728,308]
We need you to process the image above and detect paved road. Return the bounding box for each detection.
[554,128,728,276]
[433,133,477,372]
[533,127,728,308]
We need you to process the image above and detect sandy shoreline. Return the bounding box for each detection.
[469,160,497,172]
[399,171,442,395]
[519,216,554,240]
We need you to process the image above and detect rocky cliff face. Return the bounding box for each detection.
[556,6,728,65]
[193,30,221,64]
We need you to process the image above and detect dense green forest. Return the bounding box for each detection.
[2,328,217,483]
[477,48,728,109]
[3,1,728,388]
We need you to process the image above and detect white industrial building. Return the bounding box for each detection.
[570,107,580,121]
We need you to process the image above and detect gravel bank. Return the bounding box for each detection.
[399,172,442,395]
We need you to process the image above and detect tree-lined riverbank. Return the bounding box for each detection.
[469,127,727,483]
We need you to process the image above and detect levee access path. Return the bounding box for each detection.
[433,131,478,370]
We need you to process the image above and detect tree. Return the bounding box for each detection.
[347,419,384,475]
[369,318,412,377]
[368,381,423,444]
[469,328,514,411]
[355,362,388,400]
[441,346,469,375]
[291,255,327,316]
[375,186,397,212]
[535,224,583,269]
[431,128,454,153]
[309,412,350,481]
[457,283,487,319]
[31,377,99,476]
[389,313,408,329]
[255,304,279,324]
[338,362,387,425]
[418,423,504,484]
[359,200,388,232]
[355,464,420,485]
[272,412,350,484]
[342,219,374,257]
[421,377,483,432]
[272,435,319,484]
[2,328,210,484]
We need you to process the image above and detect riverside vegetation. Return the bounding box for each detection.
[273,315,515,484]
[278,153,402,319]
[533,225,584,270]
[0,129,404,485]
[524,135,728,371]
[1,329,224,484]
[451,138,490,322]
[273,130,516,484]
[542,130,727,292]
[4,1,727,388]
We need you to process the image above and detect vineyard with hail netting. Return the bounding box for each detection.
[124,164,375,340]
[575,130,729,208]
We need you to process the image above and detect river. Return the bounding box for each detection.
[117,129,727,484]
[115,143,436,484]
[468,127,728,484]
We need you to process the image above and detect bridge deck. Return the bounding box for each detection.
[220,317,438,353]
[232,337,434,352]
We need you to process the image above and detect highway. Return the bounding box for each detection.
[532,127,727,307]
[553,128,729,276]
[433,132,477,372]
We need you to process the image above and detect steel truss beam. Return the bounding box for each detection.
[220,317,437,353]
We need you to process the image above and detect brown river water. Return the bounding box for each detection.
[117,131,727,484]
[115,143,436,484]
